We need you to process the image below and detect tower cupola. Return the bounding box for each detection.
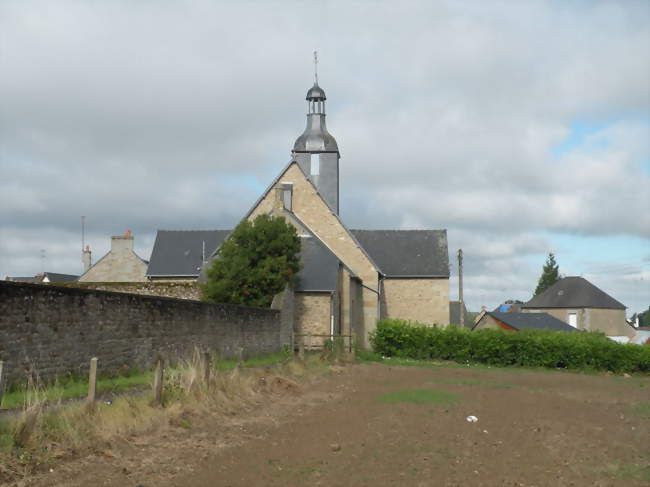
[292,82,339,153]
[292,52,340,213]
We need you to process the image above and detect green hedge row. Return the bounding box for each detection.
[369,319,650,373]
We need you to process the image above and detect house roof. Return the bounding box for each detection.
[43,272,79,282]
[147,230,230,277]
[6,272,78,283]
[146,226,342,291]
[522,276,625,310]
[486,312,578,332]
[296,235,339,292]
[350,230,449,277]
[449,300,472,328]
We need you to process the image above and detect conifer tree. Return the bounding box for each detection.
[533,253,560,297]
[202,214,301,307]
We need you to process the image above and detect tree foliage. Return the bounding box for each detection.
[202,214,301,307]
[534,253,560,297]
[634,307,650,327]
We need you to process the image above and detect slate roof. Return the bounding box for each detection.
[147,230,230,277]
[350,230,449,277]
[522,276,625,310]
[485,312,578,332]
[148,226,449,284]
[6,272,78,283]
[295,235,340,292]
[42,272,79,283]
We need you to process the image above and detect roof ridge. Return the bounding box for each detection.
[157,229,231,232]
[350,229,447,232]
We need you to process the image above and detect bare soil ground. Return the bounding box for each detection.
[7,363,650,487]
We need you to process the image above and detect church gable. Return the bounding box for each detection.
[248,162,379,289]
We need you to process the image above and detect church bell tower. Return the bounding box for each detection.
[292,52,340,214]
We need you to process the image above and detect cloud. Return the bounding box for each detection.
[1,0,648,312]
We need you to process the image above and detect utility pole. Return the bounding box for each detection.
[458,249,464,328]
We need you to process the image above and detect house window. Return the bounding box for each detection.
[282,182,293,211]
[310,154,320,176]
[568,312,578,328]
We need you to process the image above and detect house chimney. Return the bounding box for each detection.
[82,245,92,272]
[111,231,134,253]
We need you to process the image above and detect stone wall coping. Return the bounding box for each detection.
[0,280,278,315]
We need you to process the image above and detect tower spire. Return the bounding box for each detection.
[313,50,318,84]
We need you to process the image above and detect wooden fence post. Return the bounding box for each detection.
[153,355,164,406]
[0,361,4,408]
[203,351,211,387]
[86,357,98,405]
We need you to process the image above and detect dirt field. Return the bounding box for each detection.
[9,362,650,487]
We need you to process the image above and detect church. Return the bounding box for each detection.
[146,77,450,347]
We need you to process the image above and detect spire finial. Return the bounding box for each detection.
[313,50,318,84]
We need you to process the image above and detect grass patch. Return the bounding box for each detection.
[630,402,650,419]
[1,372,153,410]
[1,351,291,411]
[429,378,515,388]
[377,389,459,405]
[214,350,291,372]
[601,462,650,482]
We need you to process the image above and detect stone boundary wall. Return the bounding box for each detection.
[0,281,288,387]
[48,281,202,301]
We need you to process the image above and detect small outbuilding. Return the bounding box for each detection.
[473,312,579,332]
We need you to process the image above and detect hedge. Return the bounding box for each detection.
[369,319,650,374]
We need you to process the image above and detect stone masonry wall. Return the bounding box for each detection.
[54,281,202,301]
[294,292,331,348]
[0,281,286,387]
[381,278,450,326]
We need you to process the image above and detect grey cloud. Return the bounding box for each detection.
[1,0,648,313]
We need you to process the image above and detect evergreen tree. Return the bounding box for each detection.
[533,253,560,297]
[638,306,650,327]
[202,214,301,307]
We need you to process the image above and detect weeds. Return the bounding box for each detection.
[0,349,327,482]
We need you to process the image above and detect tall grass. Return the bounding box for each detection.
[0,349,331,482]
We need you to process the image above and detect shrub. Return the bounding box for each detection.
[369,319,650,374]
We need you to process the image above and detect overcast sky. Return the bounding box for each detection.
[1,0,648,314]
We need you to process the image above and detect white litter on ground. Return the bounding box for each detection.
[466,415,478,423]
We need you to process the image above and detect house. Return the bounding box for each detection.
[473,312,578,332]
[521,276,634,337]
[148,79,450,347]
[6,272,79,283]
[78,231,148,282]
